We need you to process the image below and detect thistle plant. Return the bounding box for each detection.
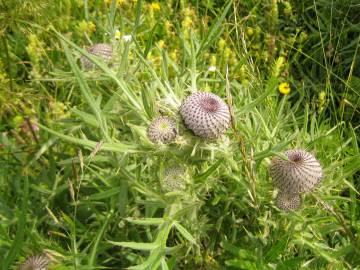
[20,255,49,270]
[2,0,360,269]
[147,116,177,144]
[269,149,323,195]
[180,92,230,139]
[80,43,113,70]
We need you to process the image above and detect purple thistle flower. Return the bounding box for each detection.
[269,149,323,194]
[147,116,177,144]
[80,43,113,70]
[180,92,230,139]
[20,255,49,270]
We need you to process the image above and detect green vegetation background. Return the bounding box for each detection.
[0,0,359,269]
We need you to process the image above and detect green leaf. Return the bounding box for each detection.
[88,211,113,267]
[194,159,223,182]
[87,187,121,201]
[264,236,289,262]
[238,77,278,114]
[125,217,165,226]
[197,1,232,55]
[71,108,99,128]
[173,222,198,246]
[39,124,141,154]
[60,39,111,142]
[2,177,28,269]
[108,241,159,251]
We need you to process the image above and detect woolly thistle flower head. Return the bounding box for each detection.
[20,255,49,270]
[80,43,113,70]
[275,192,301,212]
[269,149,323,194]
[162,166,186,192]
[147,116,177,144]
[180,92,230,139]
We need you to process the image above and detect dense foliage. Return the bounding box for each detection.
[0,0,359,269]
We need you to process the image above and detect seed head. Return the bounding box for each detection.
[20,255,49,270]
[269,149,323,194]
[275,192,301,212]
[80,43,113,70]
[147,116,177,144]
[162,166,186,192]
[180,92,230,139]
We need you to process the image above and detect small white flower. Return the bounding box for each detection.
[208,66,216,72]
[122,35,132,42]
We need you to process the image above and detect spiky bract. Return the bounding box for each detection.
[162,166,186,192]
[275,192,301,212]
[20,255,49,270]
[269,149,323,194]
[80,43,113,70]
[147,116,177,143]
[180,92,230,139]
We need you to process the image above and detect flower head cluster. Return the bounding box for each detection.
[147,116,177,144]
[80,43,113,70]
[180,92,230,139]
[20,254,49,270]
[269,149,323,211]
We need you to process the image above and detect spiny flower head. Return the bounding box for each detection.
[147,116,177,144]
[275,192,301,212]
[20,255,49,270]
[80,43,113,70]
[162,166,186,192]
[180,92,230,139]
[269,149,323,194]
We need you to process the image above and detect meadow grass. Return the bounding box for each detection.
[0,0,359,269]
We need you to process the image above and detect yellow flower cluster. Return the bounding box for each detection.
[49,101,70,120]
[150,2,160,11]
[318,91,326,112]
[77,20,96,35]
[0,60,8,83]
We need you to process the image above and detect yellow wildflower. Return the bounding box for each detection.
[169,50,178,61]
[78,20,96,35]
[157,40,165,49]
[117,0,125,5]
[279,82,291,95]
[318,91,326,111]
[218,39,226,51]
[246,27,254,37]
[182,16,192,28]
[115,29,121,40]
[78,20,88,33]
[224,47,232,59]
[164,20,173,34]
[151,2,161,11]
[318,91,326,102]
[88,21,96,33]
